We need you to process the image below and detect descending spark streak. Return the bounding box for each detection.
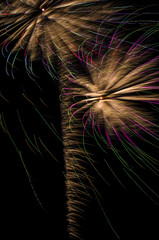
[60,77,94,239]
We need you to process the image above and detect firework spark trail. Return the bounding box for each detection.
[61,100,91,239]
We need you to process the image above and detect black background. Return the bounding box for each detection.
[0,1,159,239]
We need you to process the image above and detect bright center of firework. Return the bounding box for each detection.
[99,96,104,100]
[41,8,45,12]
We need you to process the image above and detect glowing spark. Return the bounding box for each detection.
[99,96,104,100]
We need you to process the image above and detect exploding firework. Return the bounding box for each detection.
[68,44,159,138]
[0,0,121,76]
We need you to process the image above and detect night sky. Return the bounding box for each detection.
[0,1,159,239]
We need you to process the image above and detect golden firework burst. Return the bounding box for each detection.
[0,0,118,63]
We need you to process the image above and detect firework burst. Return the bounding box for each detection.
[68,48,159,137]
[0,0,120,74]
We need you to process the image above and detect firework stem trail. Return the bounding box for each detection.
[60,70,91,239]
